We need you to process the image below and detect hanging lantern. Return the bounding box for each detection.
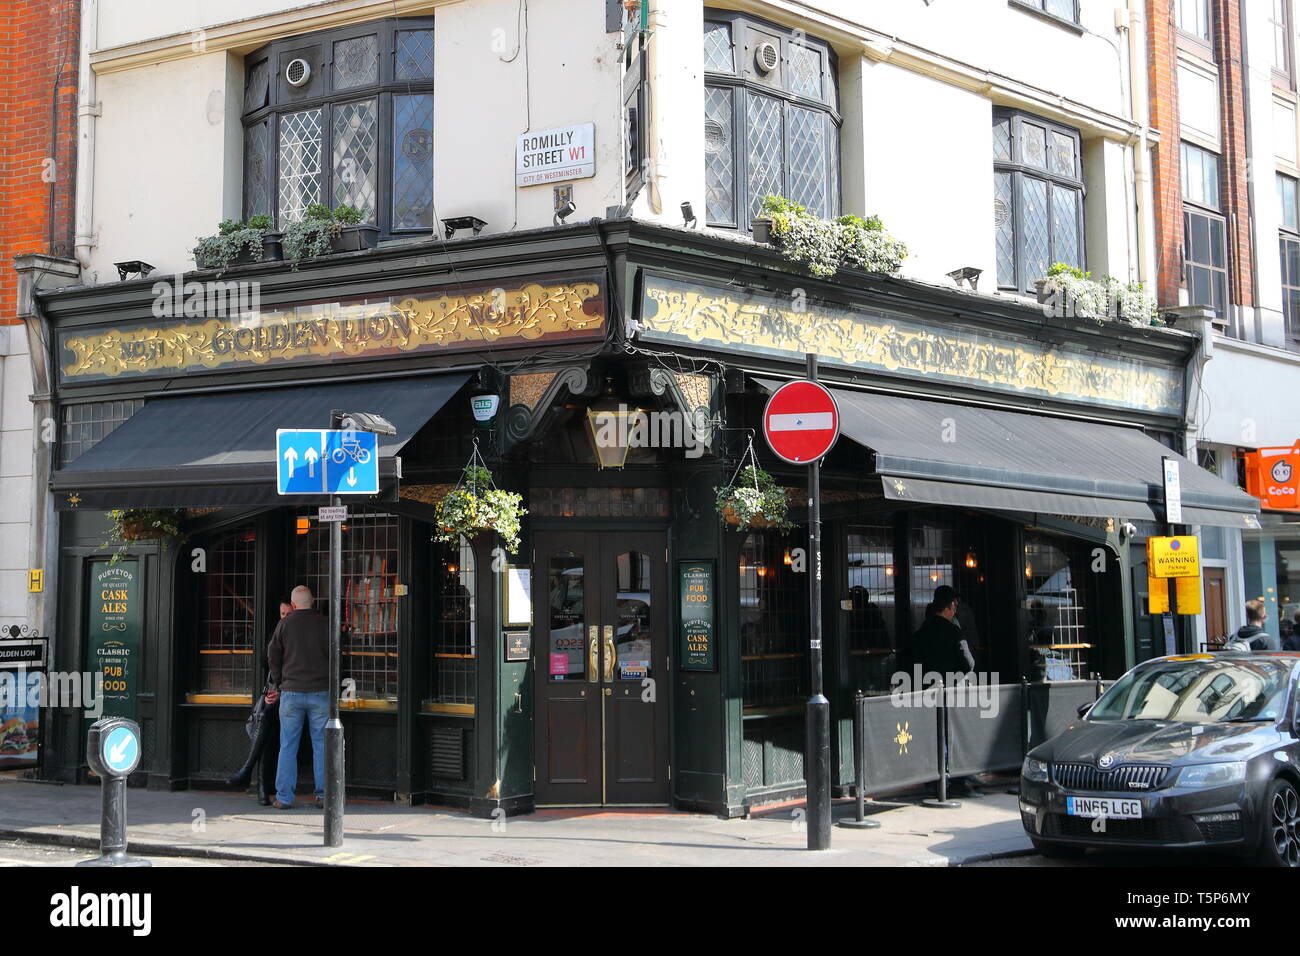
[584,378,635,469]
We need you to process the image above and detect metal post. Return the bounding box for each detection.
[839,691,880,829]
[325,410,345,847]
[805,353,831,850]
[922,679,960,809]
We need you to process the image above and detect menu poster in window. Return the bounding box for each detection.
[86,561,142,722]
[506,567,533,626]
[679,561,715,672]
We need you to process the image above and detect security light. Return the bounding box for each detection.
[946,266,982,290]
[114,260,155,281]
[681,201,697,228]
[554,200,577,225]
[441,216,488,239]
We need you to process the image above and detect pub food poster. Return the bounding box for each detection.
[87,561,142,721]
[679,562,715,671]
[0,669,40,769]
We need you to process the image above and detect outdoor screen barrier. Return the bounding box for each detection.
[1024,680,1099,750]
[946,683,1024,778]
[858,689,942,791]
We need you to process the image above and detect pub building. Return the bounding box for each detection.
[34,219,1259,816]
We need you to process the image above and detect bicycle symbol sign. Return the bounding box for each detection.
[276,429,380,495]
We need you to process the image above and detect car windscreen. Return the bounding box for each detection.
[1089,658,1293,723]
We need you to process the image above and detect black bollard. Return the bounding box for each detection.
[78,718,150,867]
[839,691,880,829]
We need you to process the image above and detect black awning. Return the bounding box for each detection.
[53,372,470,510]
[755,379,1260,530]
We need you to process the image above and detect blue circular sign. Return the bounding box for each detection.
[102,725,140,776]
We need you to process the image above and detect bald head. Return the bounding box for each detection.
[291,586,314,609]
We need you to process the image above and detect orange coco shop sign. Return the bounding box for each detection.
[1244,445,1300,511]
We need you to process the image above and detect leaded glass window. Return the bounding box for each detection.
[992,108,1085,293]
[242,18,435,238]
[334,34,379,90]
[278,108,322,224]
[703,10,839,229]
[331,98,378,218]
[1016,0,1079,23]
[393,93,434,229]
[395,29,435,80]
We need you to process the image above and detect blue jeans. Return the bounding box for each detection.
[276,690,328,805]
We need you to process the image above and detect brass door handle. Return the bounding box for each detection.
[603,625,615,683]
[587,626,599,683]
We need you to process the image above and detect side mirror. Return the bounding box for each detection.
[1076,702,1092,719]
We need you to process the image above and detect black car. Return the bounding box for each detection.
[1019,652,1300,866]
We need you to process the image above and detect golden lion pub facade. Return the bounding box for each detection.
[33,221,1259,815]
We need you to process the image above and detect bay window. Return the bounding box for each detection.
[703,10,840,229]
[993,108,1085,293]
[242,19,435,236]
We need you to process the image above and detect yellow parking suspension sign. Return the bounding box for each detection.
[1147,536,1200,578]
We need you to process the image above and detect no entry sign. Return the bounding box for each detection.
[763,380,840,464]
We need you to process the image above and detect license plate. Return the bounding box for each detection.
[1066,796,1142,819]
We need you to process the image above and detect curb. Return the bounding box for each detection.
[0,826,332,867]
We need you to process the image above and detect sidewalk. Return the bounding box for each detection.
[0,774,1034,867]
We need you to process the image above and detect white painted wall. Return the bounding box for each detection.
[0,333,34,632]
[1197,336,1300,448]
[80,0,1146,296]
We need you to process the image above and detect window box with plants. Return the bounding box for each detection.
[281,204,380,265]
[102,509,186,564]
[1034,263,1160,326]
[752,195,908,279]
[192,215,278,270]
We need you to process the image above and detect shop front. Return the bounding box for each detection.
[33,222,1259,816]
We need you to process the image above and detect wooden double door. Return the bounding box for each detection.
[533,530,670,806]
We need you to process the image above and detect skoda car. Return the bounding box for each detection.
[1019,653,1300,866]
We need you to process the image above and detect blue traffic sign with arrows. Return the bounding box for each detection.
[276,429,380,495]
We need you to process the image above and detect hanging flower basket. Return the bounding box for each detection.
[433,451,526,554]
[715,441,793,532]
[102,509,186,564]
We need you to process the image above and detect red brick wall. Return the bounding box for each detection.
[1215,0,1252,308]
[1148,0,1183,307]
[1149,0,1254,311]
[0,1,80,326]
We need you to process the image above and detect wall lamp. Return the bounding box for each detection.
[681,201,698,228]
[441,216,488,239]
[554,200,577,226]
[114,260,155,281]
[947,266,982,290]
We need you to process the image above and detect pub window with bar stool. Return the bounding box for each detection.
[1024,533,1098,681]
[295,509,401,708]
[740,530,808,713]
[190,523,259,702]
[424,535,476,715]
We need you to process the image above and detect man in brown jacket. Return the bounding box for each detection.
[268,585,330,809]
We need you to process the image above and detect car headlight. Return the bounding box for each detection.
[1176,761,1248,788]
[1021,756,1049,782]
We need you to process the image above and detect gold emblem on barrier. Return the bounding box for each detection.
[894,721,913,755]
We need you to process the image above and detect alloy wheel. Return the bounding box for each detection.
[1271,783,1300,867]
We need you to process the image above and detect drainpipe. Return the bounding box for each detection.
[1128,1,1156,290]
[645,1,663,215]
[74,0,98,272]
[1237,0,1260,341]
